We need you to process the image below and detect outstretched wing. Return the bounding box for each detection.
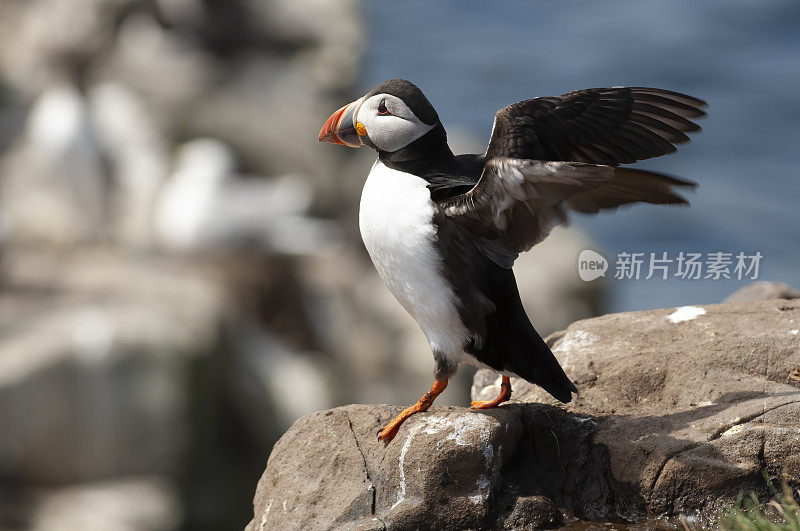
[439,158,694,265]
[485,87,706,164]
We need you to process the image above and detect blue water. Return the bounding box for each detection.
[362,0,800,312]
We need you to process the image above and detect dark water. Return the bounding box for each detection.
[363,0,800,313]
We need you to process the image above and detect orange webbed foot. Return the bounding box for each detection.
[377,379,448,443]
[470,375,511,409]
[377,417,404,442]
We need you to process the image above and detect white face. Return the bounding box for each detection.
[355,94,435,153]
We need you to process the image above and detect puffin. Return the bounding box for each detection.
[319,79,705,442]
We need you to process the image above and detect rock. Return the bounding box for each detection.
[724,281,800,303]
[0,247,224,483]
[241,0,364,92]
[248,404,526,530]
[0,0,132,94]
[247,407,375,531]
[0,246,337,528]
[250,299,800,529]
[169,59,354,192]
[0,0,365,248]
[0,0,362,97]
[28,477,181,531]
[224,318,335,442]
[502,495,564,530]
[473,298,800,519]
[86,0,363,188]
[0,246,339,479]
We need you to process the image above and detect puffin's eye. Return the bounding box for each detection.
[377,100,390,115]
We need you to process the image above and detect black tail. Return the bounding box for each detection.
[472,264,577,403]
[566,167,697,214]
[516,321,578,403]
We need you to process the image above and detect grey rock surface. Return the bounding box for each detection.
[0,247,338,529]
[28,477,181,531]
[0,247,224,483]
[249,299,800,529]
[473,298,800,520]
[724,281,800,303]
[247,404,528,530]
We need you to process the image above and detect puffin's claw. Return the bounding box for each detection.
[470,375,511,410]
[376,379,448,443]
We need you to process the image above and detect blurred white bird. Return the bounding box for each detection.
[90,82,170,247]
[25,83,107,234]
[154,138,338,254]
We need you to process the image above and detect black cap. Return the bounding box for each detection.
[366,79,440,125]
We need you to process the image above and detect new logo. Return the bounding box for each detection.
[578,250,608,281]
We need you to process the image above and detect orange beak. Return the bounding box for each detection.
[319,98,363,148]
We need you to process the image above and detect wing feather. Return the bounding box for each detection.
[440,158,695,264]
[485,86,706,164]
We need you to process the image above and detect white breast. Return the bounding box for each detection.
[359,161,470,362]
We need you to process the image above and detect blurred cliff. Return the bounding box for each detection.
[0,0,603,529]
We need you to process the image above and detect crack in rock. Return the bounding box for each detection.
[708,398,800,441]
[648,443,700,496]
[345,408,378,517]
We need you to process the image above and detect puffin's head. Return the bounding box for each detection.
[319,79,439,153]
